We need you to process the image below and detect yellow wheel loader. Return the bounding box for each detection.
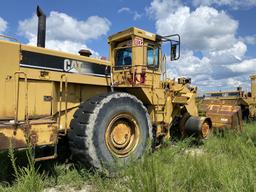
[0,7,211,171]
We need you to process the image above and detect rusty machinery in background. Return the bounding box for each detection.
[200,99,243,132]
[0,7,212,172]
[199,75,256,131]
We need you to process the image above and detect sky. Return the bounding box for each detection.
[0,0,256,94]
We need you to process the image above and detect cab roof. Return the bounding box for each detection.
[108,27,161,43]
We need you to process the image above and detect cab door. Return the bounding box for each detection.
[145,43,161,87]
[112,40,134,86]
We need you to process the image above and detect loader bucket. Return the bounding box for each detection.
[201,100,243,132]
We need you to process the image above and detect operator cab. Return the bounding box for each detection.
[108,27,180,87]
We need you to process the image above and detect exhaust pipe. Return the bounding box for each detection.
[36,6,46,48]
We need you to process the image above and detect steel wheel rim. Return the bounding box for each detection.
[201,122,210,138]
[105,113,140,158]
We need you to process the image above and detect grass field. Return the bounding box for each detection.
[0,123,256,192]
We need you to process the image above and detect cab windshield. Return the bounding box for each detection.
[115,48,132,67]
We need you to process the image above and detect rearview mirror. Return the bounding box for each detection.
[161,34,180,61]
[170,41,180,61]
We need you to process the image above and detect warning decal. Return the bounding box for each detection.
[133,37,143,46]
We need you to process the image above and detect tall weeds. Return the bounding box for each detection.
[1,123,255,192]
[8,141,44,192]
[99,123,256,192]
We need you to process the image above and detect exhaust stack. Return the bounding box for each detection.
[36,6,46,48]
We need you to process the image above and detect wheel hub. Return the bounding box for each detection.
[201,122,210,138]
[111,121,131,147]
[105,113,140,158]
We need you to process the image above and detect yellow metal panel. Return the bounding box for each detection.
[0,40,20,119]
[29,123,58,146]
[57,85,107,131]
[17,80,52,120]
[20,67,111,86]
[0,121,57,150]
[172,96,189,104]
[135,87,165,105]
[0,127,26,150]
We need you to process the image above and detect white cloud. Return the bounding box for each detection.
[118,7,131,13]
[228,59,256,73]
[18,11,111,54]
[192,0,256,9]
[146,0,182,19]
[206,41,247,65]
[240,35,256,45]
[148,0,255,93]
[118,7,143,20]
[0,17,7,33]
[27,37,99,56]
[151,5,238,51]
[166,51,211,78]
[197,76,250,94]
[133,12,143,20]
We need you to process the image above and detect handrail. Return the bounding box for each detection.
[58,74,68,135]
[110,65,114,92]
[162,54,167,81]
[0,34,20,43]
[14,71,28,125]
[111,64,153,86]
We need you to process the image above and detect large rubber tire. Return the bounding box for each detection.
[68,92,152,171]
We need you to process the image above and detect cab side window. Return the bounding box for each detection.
[115,48,132,67]
[147,45,159,68]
